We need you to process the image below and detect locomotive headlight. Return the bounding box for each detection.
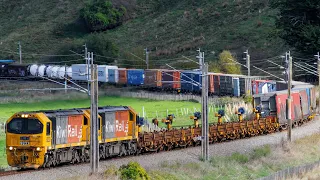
[36,147,41,151]
[9,147,13,151]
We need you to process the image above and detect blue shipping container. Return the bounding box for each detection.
[180,71,202,92]
[233,78,240,97]
[127,69,144,85]
[108,69,116,83]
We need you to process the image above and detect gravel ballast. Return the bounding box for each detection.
[2,117,320,180]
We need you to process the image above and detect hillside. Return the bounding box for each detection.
[0,0,286,75]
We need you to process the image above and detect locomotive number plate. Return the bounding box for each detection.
[20,141,29,145]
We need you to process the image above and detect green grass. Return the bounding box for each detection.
[0,95,224,127]
[0,134,6,168]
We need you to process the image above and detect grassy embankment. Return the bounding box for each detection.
[0,0,285,76]
[73,133,320,180]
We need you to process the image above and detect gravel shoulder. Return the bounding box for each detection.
[3,117,320,180]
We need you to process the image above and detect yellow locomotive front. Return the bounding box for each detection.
[6,112,51,169]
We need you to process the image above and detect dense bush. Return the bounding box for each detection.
[218,50,241,74]
[120,162,150,180]
[86,33,119,64]
[81,0,126,32]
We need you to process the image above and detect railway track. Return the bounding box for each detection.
[0,117,316,178]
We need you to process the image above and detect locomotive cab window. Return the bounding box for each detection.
[7,118,43,134]
[46,122,50,135]
[129,112,134,121]
[84,117,88,125]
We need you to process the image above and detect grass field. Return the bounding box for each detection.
[0,95,226,127]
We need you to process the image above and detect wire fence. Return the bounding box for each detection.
[259,160,320,180]
[103,90,244,106]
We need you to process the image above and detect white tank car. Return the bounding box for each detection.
[37,65,47,77]
[46,66,53,77]
[57,66,66,79]
[67,66,72,79]
[50,66,60,78]
[29,64,39,76]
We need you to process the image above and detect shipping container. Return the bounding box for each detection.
[144,69,162,88]
[298,89,310,116]
[118,68,127,84]
[108,68,119,83]
[67,115,83,143]
[180,71,202,92]
[219,75,233,96]
[208,73,221,95]
[72,64,90,81]
[97,65,118,82]
[161,70,181,90]
[233,78,240,97]
[127,69,144,85]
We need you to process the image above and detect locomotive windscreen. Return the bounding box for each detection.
[7,118,43,134]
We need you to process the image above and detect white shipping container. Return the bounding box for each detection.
[97,65,118,82]
[72,64,90,81]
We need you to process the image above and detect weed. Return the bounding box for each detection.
[104,165,119,177]
[251,145,271,160]
[229,152,249,164]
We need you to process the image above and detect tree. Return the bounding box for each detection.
[81,0,126,32]
[218,50,241,74]
[86,33,119,64]
[271,0,320,54]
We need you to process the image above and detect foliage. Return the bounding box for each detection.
[243,95,253,104]
[251,145,271,160]
[119,161,150,180]
[208,61,221,73]
[81,0,126,32]
[217,50,242,74]
[85,33,119,64]
[271,0,320,55]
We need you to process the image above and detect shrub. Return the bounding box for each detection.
[120,162,150,180]
[81,0,126,32]
[251,145,271,160]
[243,95,253,104]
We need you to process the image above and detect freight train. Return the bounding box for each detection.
[0,63,276,97]
[5,81,317,169]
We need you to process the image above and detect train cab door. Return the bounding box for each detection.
[45,120,52,147]
[98,115,102,142]
[82,110,90,144]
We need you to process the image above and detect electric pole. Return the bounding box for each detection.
[285,51,292,142]
[84,44,90,96]
[244,50,251,95]
[197,48,202,70]
[145,48,149,69]
[18,41,22,64]
[315,52,320,114]
[90,52,99,174]
[198,50,209,161]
